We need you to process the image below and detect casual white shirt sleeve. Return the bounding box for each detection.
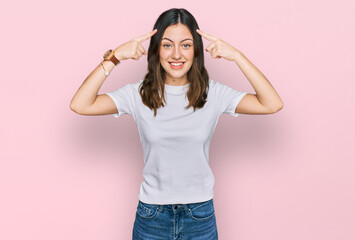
[213,81,248,117]
[105,83,136,118]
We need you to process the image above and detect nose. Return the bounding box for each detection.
[172,46,182,59]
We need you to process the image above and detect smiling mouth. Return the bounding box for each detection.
[168,62,184,69]
[169,62,185,66]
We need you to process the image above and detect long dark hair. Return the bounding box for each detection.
[139,8,210,117]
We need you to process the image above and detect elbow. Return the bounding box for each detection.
[69,98,83,114]
[70,104,78,113]
[271,102,284,113]
[70,99,76,112]
[70,103,82,114]
[265,101,284,114]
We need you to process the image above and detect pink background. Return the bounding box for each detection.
[1,0,354,239]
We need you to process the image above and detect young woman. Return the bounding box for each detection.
[70,8,283,240]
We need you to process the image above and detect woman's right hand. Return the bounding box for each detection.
[114,29,158,61]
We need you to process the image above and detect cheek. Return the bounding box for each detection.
[159,49,169,60]
[186,50,194,60]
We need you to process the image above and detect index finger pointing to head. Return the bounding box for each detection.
[196,29,217,42]
[136,29,158,42]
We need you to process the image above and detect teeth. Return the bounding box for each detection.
[170,62,183,66]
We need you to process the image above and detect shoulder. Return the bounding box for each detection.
[135,79,144,90]
[124,80,143,94]
[208,79,224,91]
[130,79,143,88]
[208,79,216,87]
[209,79,229,89]
[208,79,237,94]
[207,79,216,91]
[208,79,222,95]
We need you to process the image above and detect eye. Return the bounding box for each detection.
[163,44,171,48]
[183,43,191,48]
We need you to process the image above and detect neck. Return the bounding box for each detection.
[164,77,188,86]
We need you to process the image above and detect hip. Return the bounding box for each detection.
[132,198,218,240]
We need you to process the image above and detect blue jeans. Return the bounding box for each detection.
[132,198,218,240]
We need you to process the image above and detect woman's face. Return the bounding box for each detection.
[159,23,194,84]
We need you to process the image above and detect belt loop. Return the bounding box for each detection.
[183,204,190,214]
[157,205,163,213]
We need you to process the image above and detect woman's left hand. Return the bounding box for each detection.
[196,29,240,61]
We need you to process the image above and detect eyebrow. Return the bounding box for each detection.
[162,38,193,43]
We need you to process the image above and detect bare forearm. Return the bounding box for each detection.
[233,51,283,111]
[70,60,115,112]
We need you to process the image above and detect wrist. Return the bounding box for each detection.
[100,60,115,76]
[113,50,122,61]
[233,50,243,63]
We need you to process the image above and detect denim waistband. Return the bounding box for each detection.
[138,198,213,213]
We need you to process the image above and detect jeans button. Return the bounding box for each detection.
[174,205,178,209]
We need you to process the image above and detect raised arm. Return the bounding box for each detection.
[196,29,284,115]
[232,51,284,115]
[69,59,118,116]
[69,29,158,116]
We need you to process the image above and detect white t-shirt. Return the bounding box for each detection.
[105,79,247,204]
